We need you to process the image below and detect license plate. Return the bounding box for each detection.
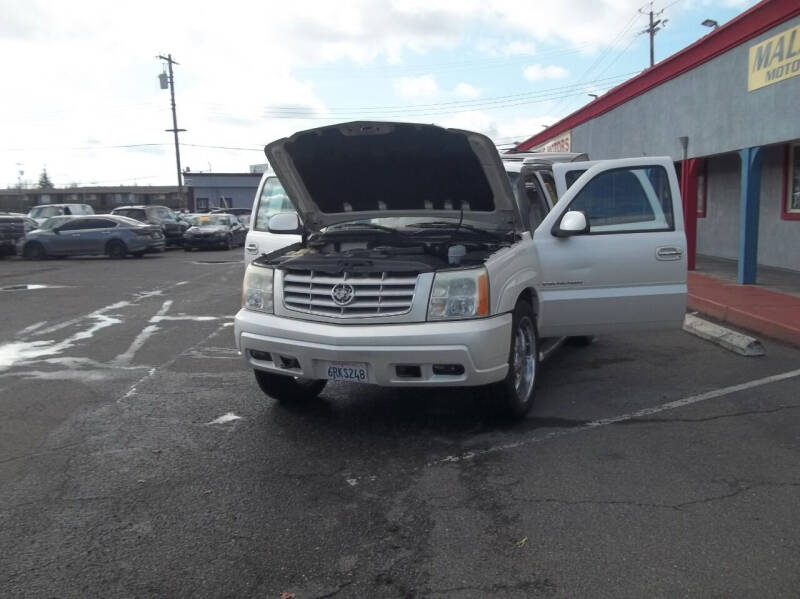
[325,362,368,382]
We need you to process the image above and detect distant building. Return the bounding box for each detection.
[0,186,187,214]
[182,172,262,212]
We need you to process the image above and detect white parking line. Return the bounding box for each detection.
[111,300,173,367]
[432,367,800,465]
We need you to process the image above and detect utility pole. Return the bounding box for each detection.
[157,54,187,210]
[639,2,668,68]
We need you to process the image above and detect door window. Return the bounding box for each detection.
[254,178,295,232]
[58,219,92,231]
[524,177,549,230]
[84,218,117,229]
[566,166,674,233]
[565,169,586,189]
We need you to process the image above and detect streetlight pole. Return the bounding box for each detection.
[157,53,187,210]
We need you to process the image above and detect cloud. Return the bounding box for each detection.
[436,111,561,145]
[393,75,440,99]
[453,83,481,99]
[523,64,569,81]
[0,0,752,187]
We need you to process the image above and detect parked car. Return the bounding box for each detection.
[19,214,165,259]
[0,212,38,257]
[211,207,251,216]
[183,213,247,251]
[28,203,94,226]
[210,207,251,230]
[235,121,687,417]
[110,205,189,247]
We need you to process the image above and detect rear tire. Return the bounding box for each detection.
[23,242,46,260]
[490,301,539,418]
[253,369,327,403]
[106,239,127,259]
[132,251,145,258]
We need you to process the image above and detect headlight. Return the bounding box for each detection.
[242,265,274,313]
[428,267,489,320]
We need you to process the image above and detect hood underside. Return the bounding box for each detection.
[264,121,519,233]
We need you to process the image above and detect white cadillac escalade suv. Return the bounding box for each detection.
[234,121,687,417]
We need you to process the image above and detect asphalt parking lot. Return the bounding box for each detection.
[1,249,799,598]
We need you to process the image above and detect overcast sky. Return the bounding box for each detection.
[0,0,755,188]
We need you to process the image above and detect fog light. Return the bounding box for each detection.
[395,365,421,378]
[433,364,465,376]
[250,350,272,361]
[279,356,300,370]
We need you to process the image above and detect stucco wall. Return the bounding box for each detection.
[570,14,800,161]
[757,145,800,271]
[191,186,257,210]
[696,146,800,272]
[697,152,741,261]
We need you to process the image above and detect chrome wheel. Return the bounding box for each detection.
[512,316,536,402]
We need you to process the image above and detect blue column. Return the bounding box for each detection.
[738,146,764,285]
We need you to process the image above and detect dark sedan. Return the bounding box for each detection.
[110,205,189,247]
[18,215,165,259]
[182,214,246,251]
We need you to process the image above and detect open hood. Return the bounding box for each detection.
[264,121,520,233]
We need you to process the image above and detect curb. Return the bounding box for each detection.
[683,313,765,357]
[688,293,800,348]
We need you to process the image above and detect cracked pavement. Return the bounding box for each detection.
[1,249,799,598]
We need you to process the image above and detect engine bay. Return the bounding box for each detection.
[256,228,513,274]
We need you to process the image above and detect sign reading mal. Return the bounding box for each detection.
[748,24,800,91]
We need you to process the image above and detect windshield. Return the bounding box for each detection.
[254,177,295,232]
[39,216,72,229]
[30,206,63,219]
[188,214,231,227]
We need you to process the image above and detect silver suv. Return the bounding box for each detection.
[235,122,687,416]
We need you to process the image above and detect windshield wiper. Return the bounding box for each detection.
[323,222,413,237]
[410,222,504,241]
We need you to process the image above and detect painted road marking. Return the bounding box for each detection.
[111,300,173,367]
[432,368,800,465]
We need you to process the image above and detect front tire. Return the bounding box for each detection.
[253,369,326,403]
[491,301,539,418]
[23,242,46,260]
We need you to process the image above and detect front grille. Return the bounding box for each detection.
[282,269,419,318]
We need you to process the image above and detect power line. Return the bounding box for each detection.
[639,1,668,67]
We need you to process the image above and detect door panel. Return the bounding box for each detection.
[534,157,686,337]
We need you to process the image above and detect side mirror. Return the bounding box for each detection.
[268,212,301,234]
[553,210,590,238]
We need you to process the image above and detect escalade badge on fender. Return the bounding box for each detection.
[331,282,355,306]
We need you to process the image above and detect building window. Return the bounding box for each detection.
[196,197,209,211]
[697,160,707,218]
[219,196,232,209]
[784,143,800,220]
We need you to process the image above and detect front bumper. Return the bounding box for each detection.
[234,310,512,387]
[184,236,226,248]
